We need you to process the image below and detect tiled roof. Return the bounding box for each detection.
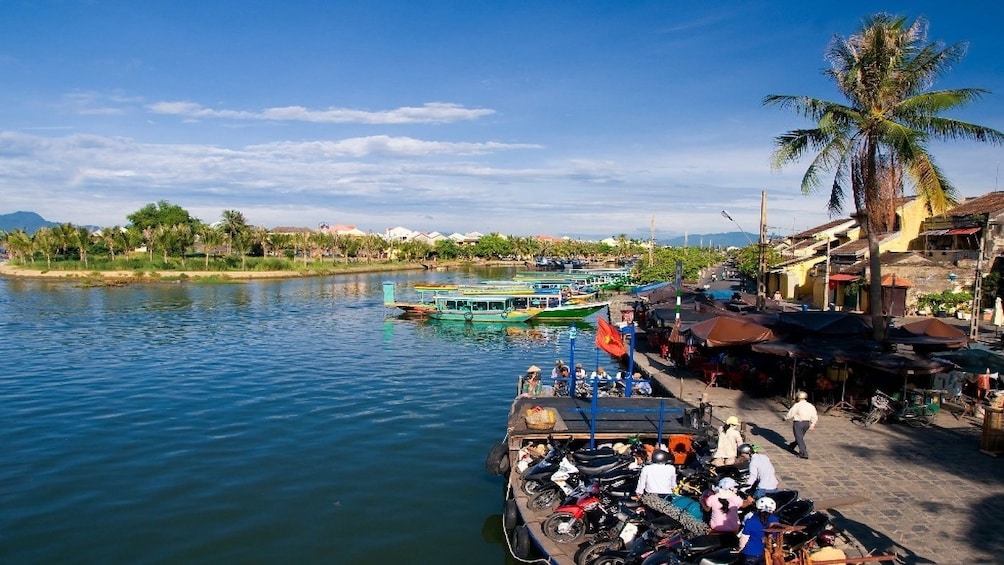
[790,217,856,239]
[940,191,1004,217]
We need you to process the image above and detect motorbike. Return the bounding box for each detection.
[691,510,832,565]
[576,505,686,565]
[541,485,635,543]
[531,466,639,511]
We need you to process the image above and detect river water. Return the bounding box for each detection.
[0,267,609,564]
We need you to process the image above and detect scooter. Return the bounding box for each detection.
[541,481,636,543]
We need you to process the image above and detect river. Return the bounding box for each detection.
[0,267,612,564]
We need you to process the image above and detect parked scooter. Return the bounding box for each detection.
[542,484,635,543]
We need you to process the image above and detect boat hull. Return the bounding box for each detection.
[530,302,609,320]
[428,310,535,323]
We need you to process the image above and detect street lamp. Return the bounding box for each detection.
[721,210,755,246]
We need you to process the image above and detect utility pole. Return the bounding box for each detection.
[756,191,768,311]
[970,217,990,340]
[649,215,655,267]
[822,239,831,310]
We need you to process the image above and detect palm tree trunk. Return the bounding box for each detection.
[866,228,886,342]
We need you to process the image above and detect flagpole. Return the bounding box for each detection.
[676,260,684,398]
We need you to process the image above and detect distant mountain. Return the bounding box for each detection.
[658,231,763,248]
[0,211,61,235]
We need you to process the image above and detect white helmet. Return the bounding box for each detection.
[716,477,738,492]
[755,497,777,513]
[796,391,808,400]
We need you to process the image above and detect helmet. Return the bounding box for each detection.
[817,528,837,547]
[725,416,740,426]
[796,391,808,400]
[737,443,753,456]
[755,497,777,513]
[716,477,738,492]
[650,450,671,464]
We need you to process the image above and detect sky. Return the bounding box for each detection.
[2,1,1004,241]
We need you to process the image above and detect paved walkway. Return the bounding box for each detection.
[626,326,1004,564]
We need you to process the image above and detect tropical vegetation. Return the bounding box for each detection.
[764,13,1004,339]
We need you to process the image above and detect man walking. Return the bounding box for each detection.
[784,391,818,459]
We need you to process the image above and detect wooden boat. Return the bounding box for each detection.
[488,395,695,563]
[528,300,609,321]
[427,294,538,323]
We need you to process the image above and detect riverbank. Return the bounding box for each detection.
[0,260,464,282]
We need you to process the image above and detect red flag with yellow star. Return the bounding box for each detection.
[595,317,627,357]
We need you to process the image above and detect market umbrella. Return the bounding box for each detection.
[932,346,1004,375]
[685,316,774,348]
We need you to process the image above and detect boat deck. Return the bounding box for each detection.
[506,396,693,440]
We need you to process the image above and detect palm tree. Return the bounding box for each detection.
[33,227,59,269]
[764,13,1004,340]
[4,229,33,264]
[198,224,223,269]
[220,210,249,256]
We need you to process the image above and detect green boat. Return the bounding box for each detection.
[427,294,537,323]
[528,301,610,321]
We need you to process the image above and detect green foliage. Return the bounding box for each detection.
[127,201,200,231]
[918,290,972,313]
[473,233,512,259]
[632,246,727,284]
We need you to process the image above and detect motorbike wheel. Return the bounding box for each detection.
[528,487,563,511]
[542,512,586,543]
[576,540,621,565]
[521,478,546,496]
[863,408,884,427]
[905,414,931,428]
[591,552,627,565]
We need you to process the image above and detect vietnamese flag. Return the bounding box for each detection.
[595,317,628,358]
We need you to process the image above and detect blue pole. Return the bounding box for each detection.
[568,324,578,396]
[623,326,635,397]
[657,400,665,446]
[590,378,599,448]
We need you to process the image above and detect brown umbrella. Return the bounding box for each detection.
[899,318,968,339]
[685,316,774,348]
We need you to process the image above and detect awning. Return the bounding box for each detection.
[920,229,950,236]
[881,273,913,287]
[828,274,860,282]
[946,227,981,236]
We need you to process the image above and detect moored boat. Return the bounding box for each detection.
[528,300,610,321]
[427,294,538,323]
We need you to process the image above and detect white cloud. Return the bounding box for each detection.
[146,101,495,124]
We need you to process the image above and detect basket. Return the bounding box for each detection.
[524,406,557,430]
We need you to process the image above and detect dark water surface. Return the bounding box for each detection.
[0,268,601,564]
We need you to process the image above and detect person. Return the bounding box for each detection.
[632,373,653,396]
[554,364,571,396]
[712,416,744,466]
[574,363,587,380]
[634,449,677,498]
[551,359,565,380]
[977,368,992,402]
[738,496,779,565]
[808,528,846,563]
[784,391,819,459]
[520,365,543,397]
[737,444,778,499]
[701,477,751,542]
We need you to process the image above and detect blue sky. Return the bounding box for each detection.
[2,1,1003,240]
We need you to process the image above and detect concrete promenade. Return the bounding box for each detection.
[619,298,1004,564]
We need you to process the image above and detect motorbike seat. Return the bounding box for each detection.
[697,548,740,565]
[769,489,799,510]
[596,468,638,482]
[785,511,830,549]
[577,457,629,475]
[572,447,617,461]
[685,533,728,554]
[776,498,814,524]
